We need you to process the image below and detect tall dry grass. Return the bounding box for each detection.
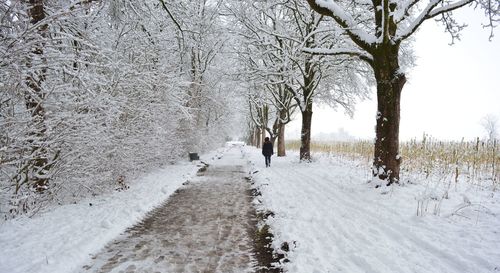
[287,136,499,186]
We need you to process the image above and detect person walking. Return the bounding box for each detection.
[262,137,274,167]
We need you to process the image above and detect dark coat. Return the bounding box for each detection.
[262,141,274,156]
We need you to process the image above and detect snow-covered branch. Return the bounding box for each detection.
[306,0,377,50]
[302,47,374,65]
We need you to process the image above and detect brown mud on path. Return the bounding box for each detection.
[81,148,279,273]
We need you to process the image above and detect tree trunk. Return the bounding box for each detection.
[372,50,406,185]
[255,128,261,148]
[299,44,315,161]
[25,0,50,192]
[261,126,266,145]
[300,109,313,161]
[277,122,286,156]
[250,126,256,146]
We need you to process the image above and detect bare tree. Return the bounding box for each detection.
[481,114,499,141]
[306,0,500,185]
[233,0,369,160]
[247,83,296,155]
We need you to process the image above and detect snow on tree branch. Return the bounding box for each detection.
[306,0,378,48]
[302,47,374,65]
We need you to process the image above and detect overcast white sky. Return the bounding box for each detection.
[287,7,500,141]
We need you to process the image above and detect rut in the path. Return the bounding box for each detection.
[81,163,261,273]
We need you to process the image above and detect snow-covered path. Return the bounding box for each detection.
[80,147,256,273]
[2,145,499,273]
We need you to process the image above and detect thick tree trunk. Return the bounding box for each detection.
[372,50,406,185]
[300,109,313,161]
[277,122,286,156]
[299,49,315,161]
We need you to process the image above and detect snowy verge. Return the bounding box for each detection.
[246,146,500,273]
[0,161,203,273]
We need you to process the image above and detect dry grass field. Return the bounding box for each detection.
[287,136,499,187]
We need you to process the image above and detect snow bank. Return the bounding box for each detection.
[246,147,500,273]
[0,163,200,273]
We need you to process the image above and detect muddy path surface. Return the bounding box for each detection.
[81,148,262,273]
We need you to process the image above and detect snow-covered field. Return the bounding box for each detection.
[246,147,500,273]
[1,145,499,273]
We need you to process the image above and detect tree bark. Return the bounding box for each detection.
[300,108,313,161]
[277,122,286,156]
[372,48,406,185]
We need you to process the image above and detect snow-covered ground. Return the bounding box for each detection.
[0,161,204,273]
[246,147,500,273]
[2,145,499,273]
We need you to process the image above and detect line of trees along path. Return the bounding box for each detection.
[1,0,498,217]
